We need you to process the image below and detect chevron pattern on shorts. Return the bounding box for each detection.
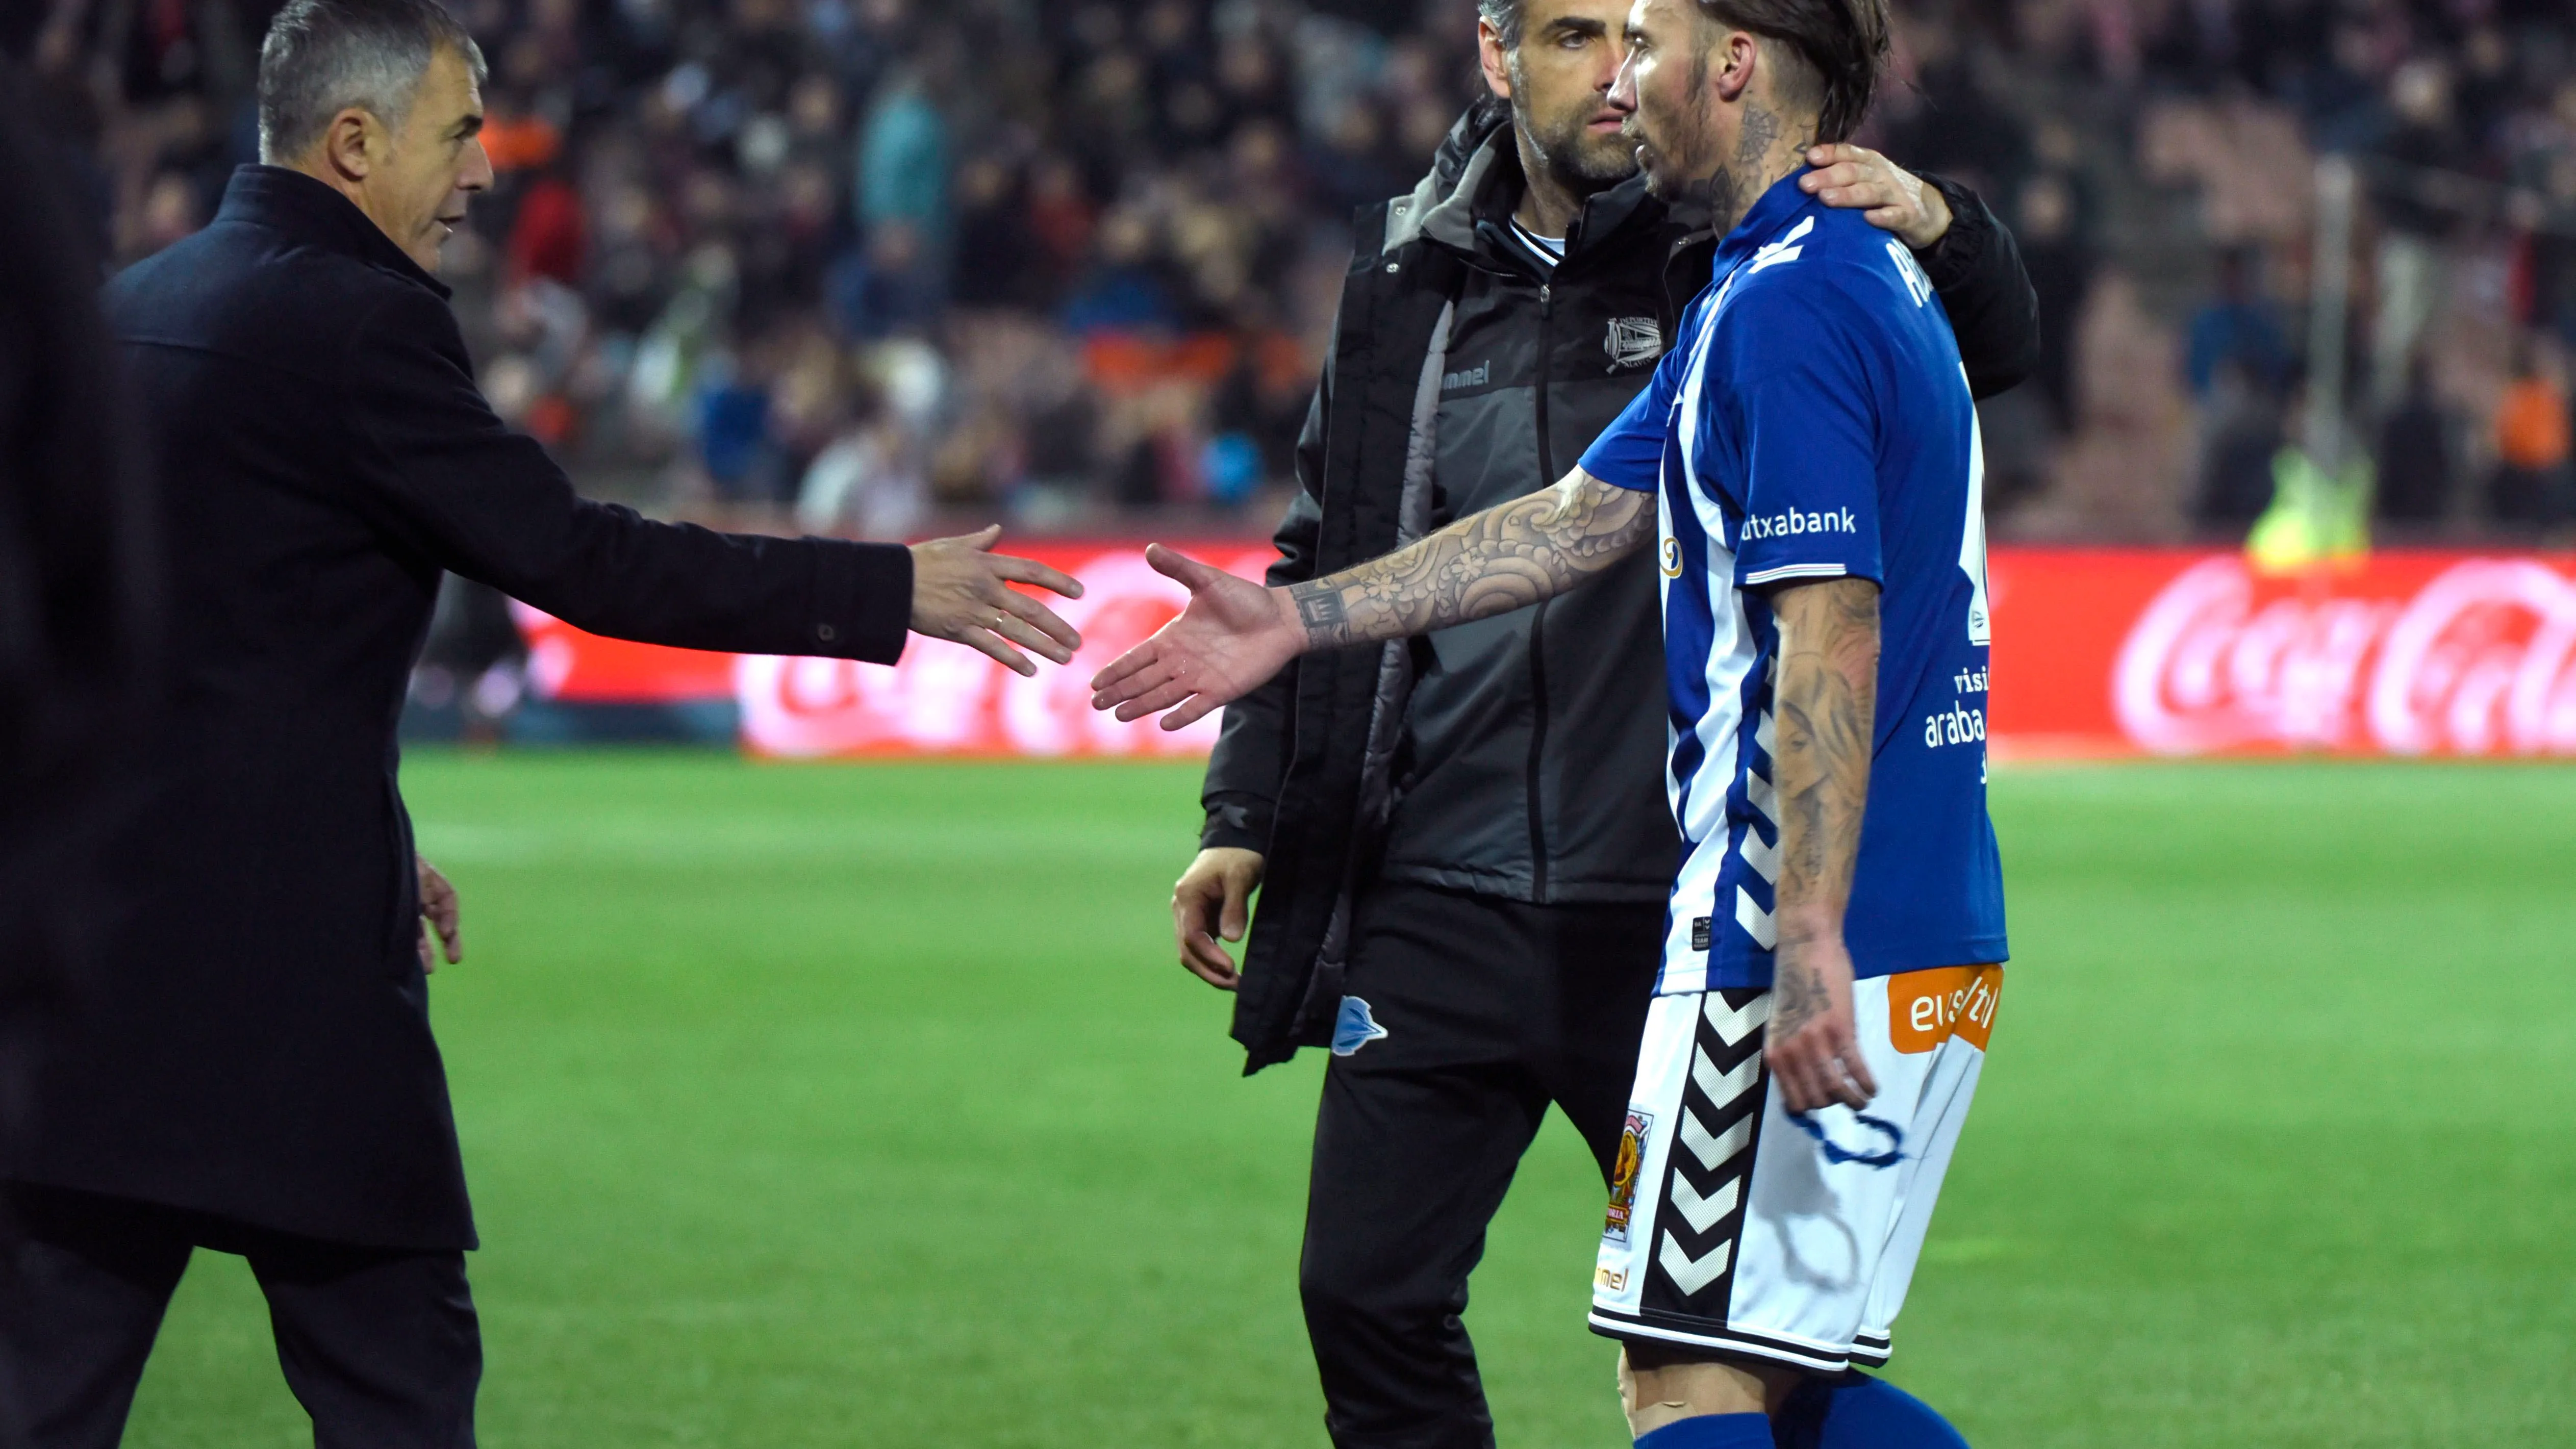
[1653,988,1771,1304]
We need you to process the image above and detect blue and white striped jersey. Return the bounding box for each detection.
[1578,170,2008,994]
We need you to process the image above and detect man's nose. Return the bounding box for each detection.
[1596,35,1630,94]
[460,138,494,193]
[1607,55,1638,111]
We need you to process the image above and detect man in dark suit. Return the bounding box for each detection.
[0,3,1082,1444]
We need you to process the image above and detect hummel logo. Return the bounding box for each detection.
[1441,360,1490,391]
[1745,216,1815,276]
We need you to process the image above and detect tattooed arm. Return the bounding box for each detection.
[1285,470,1653,648]
[1090,469,1653,730]
[1762,575,1883,1114]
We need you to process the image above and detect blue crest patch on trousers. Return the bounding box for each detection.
[1331,997,1389,1056]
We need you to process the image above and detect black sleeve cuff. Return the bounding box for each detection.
[1201,791,1274,853]
[809,540,912,664]
[1911,174,1992,294]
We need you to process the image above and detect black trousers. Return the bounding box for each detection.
[1300,881,1662,1449]
[0,1183,478,1449]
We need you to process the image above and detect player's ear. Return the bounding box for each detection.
[1711,29,1759,104]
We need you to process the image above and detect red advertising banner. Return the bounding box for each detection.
[1993,549,2576,758]
[513,545,2576,760]
[515,543,1278,758]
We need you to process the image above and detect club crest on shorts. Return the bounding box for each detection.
[1603,1108,1654,1244]
[1330,996,1388,1056]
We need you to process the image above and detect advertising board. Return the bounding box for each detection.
[512,545,2576,761]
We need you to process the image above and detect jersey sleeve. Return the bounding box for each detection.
[1724,278,1888,589]
[1576,332,1686,492]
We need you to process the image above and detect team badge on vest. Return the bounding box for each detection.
[1605,316,1663,369]
[1331,996,1389,1056]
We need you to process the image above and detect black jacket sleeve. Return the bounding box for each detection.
[340,287,913,663]
[1913,174,2041,401]
[1197,362,1328,852]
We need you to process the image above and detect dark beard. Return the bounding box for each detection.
[1519,97,1637,201]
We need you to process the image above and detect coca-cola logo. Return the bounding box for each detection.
[736,547,1276,758]
[2113,557,2576,756]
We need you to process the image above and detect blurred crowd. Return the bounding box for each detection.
[1878,0,2576,542]
[9,0,2576,543]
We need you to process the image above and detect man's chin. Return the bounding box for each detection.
[1571,139,1641,187]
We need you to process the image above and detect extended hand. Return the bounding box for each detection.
[1172,847,1264,989]
[1090,545,1303,730]
[1764,931,1877,1113]
[417,855,461,974]
[1801,143,1952,251]
[909,525,1086,675]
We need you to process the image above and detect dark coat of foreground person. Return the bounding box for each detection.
[0,165,918,1253]
[0,64,153,1449]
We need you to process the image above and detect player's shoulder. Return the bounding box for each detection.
[1715,202,1939,360]
[1732,202,1923,306]
[1709,208,1872,336]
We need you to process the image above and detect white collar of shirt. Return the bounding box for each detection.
[1508,218,1564,272]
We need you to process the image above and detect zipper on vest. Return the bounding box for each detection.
[1527,282,1555,903]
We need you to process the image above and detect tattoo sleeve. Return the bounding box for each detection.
[1282,471,1654,649]
[1769,577,1881,951]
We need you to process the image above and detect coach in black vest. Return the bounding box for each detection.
[0,2,1081,1443]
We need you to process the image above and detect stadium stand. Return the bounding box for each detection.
[7,0,2573,544]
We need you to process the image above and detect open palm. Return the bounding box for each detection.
[1089,545,1304,730]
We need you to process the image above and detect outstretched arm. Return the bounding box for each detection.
[1284,469,1653,647]
[1091,468,1653,730]
[1762,575,1883,1114]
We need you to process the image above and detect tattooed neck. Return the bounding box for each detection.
[1667,102,1809,237]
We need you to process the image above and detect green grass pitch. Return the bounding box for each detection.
[118,753,2576,1447]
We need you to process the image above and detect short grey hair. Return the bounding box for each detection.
[257,0,487,162]
[1478,0,1527,50]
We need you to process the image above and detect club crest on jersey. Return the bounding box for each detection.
[1603,1108,1654,1243]
[1331,997,1388,1056]
[1605,316,1663,369]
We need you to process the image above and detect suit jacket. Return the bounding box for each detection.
[0,166,914,1250]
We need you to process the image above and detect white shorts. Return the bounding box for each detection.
[1588,965,2002,1373]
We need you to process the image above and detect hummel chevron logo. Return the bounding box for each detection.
[1735,888,1778,950]
[1691,1044,1763,1109]
[1746,769,1777,824]
[1754,710,1775,757]
[1703,992,1769,1047]
[1738,825,1780,884]
[1660,1232,1734,1295]
[1679,1108,1754,1174]
[1745,217,1814,277]
[1669,1171,1742,1234]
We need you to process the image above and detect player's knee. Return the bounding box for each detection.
[1297,1244,1442,1336]
[1295,1251,1375,1330]
[1619,1342,1793,1422]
